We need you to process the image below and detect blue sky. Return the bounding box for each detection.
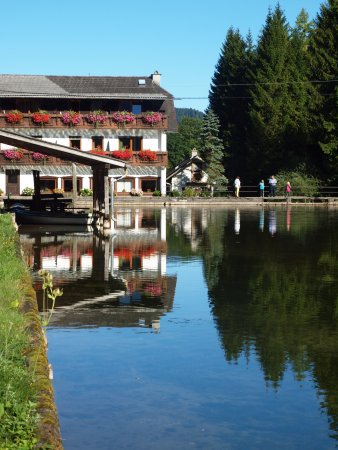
[1,0,323,112]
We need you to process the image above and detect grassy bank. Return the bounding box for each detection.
[0,214,40,449]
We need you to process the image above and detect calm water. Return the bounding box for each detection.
[19,207,338,450]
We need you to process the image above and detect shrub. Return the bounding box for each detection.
[21,187,35,196]
[183,187,198,197]
[0,188,4,196]
[276,165,320,197]
[152,190,161,197]
[170,189,181,197]
[79,188,93,197]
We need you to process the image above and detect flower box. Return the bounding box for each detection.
[3,148,24,160]
[31,111,50,125]
[31,152,48,161]
[111,150,133,161]
[61,111,82,126]
[138,150,157,161]
[86,111,108,127]
[5,110,23,124]
[143,112,163,126]
[111,111,135,126]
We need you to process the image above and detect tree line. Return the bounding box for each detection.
[169,0,337,186]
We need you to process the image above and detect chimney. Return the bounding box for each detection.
[151,71,161,86]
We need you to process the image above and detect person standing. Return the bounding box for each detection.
[285,181,291,196]
[234,176,241,197]
[259,180,265,197]
[269,175,277,197]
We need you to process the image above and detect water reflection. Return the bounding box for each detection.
[18,207,338,447]
[19,208,176,330]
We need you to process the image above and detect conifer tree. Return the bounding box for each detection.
[247,4,293,177]
[209,28,254,178]
[199,109,228,189]
[309,0,338,178]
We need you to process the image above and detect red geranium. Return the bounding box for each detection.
[139,150,157,161]
[31,111,50,125]
[111,150,133,160]
[5,110,23,124]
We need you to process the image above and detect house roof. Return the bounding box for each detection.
[0,74,173,100]
[167,155,204,180]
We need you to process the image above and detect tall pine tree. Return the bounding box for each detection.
[309,0,338,179]
[199,109,228,189]
[209,28,254,178]
[246,5,294,178]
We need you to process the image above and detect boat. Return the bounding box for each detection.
[13,207,93,226]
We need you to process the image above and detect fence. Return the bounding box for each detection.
[214,185,338,197]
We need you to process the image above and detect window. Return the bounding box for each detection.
[63,178,82,193]
[132,104,142,114]
[141,179,157,192]
[40,178,56,191]
[70,136,81,149]
[116,180,132,193]
[92,136,103,150]
[119,136,142,151]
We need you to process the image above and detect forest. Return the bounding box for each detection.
[169,0,337,186]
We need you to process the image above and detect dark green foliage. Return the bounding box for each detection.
[207,2,337,183]
[276,164,320,196]
[309,0,338,180]
[175,108,204,122]
[199,109,228,186]
[209,28,254,178]
[167,117,203,169]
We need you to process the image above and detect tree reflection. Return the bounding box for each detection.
[168,207,338,439]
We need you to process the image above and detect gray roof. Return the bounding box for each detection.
[167,155,204,180]
[0,74,172,100]
[2,165,159,177]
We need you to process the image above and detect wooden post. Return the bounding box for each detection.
[72,163,77,210]
[32,170,41,211]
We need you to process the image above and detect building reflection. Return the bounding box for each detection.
[18,208,176,330]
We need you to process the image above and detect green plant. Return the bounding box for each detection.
[39,269,63,330]
[0,214,40,448]
[276,165,320,196]
[79,188,93,197]
[152,190,161,197]
[21,187,34,196]
[170,189,181,197]
[0,188,4,196]
[183,187,198,197]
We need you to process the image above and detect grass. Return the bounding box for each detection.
[0,214,40,449]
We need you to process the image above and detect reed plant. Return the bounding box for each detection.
[0,214,39,449]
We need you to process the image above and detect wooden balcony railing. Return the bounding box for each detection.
[0,150,168,167]
[0,114,168,130]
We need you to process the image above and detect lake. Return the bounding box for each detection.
[19,206,338,450]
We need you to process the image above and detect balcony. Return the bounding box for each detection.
[0,150,168,167]
[0,113,168,130]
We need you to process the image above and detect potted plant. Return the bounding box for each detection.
[111,149,133,161]
[5,110,23,124]
[111,111,135,126]
[86,111,108,127]
[143,111,163,126]
[61,111,82,126]
[21,187,35,196]
[79,188,93,197]
[3,148,24,160]
[31,111,50,125]
[138,150,157,161]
